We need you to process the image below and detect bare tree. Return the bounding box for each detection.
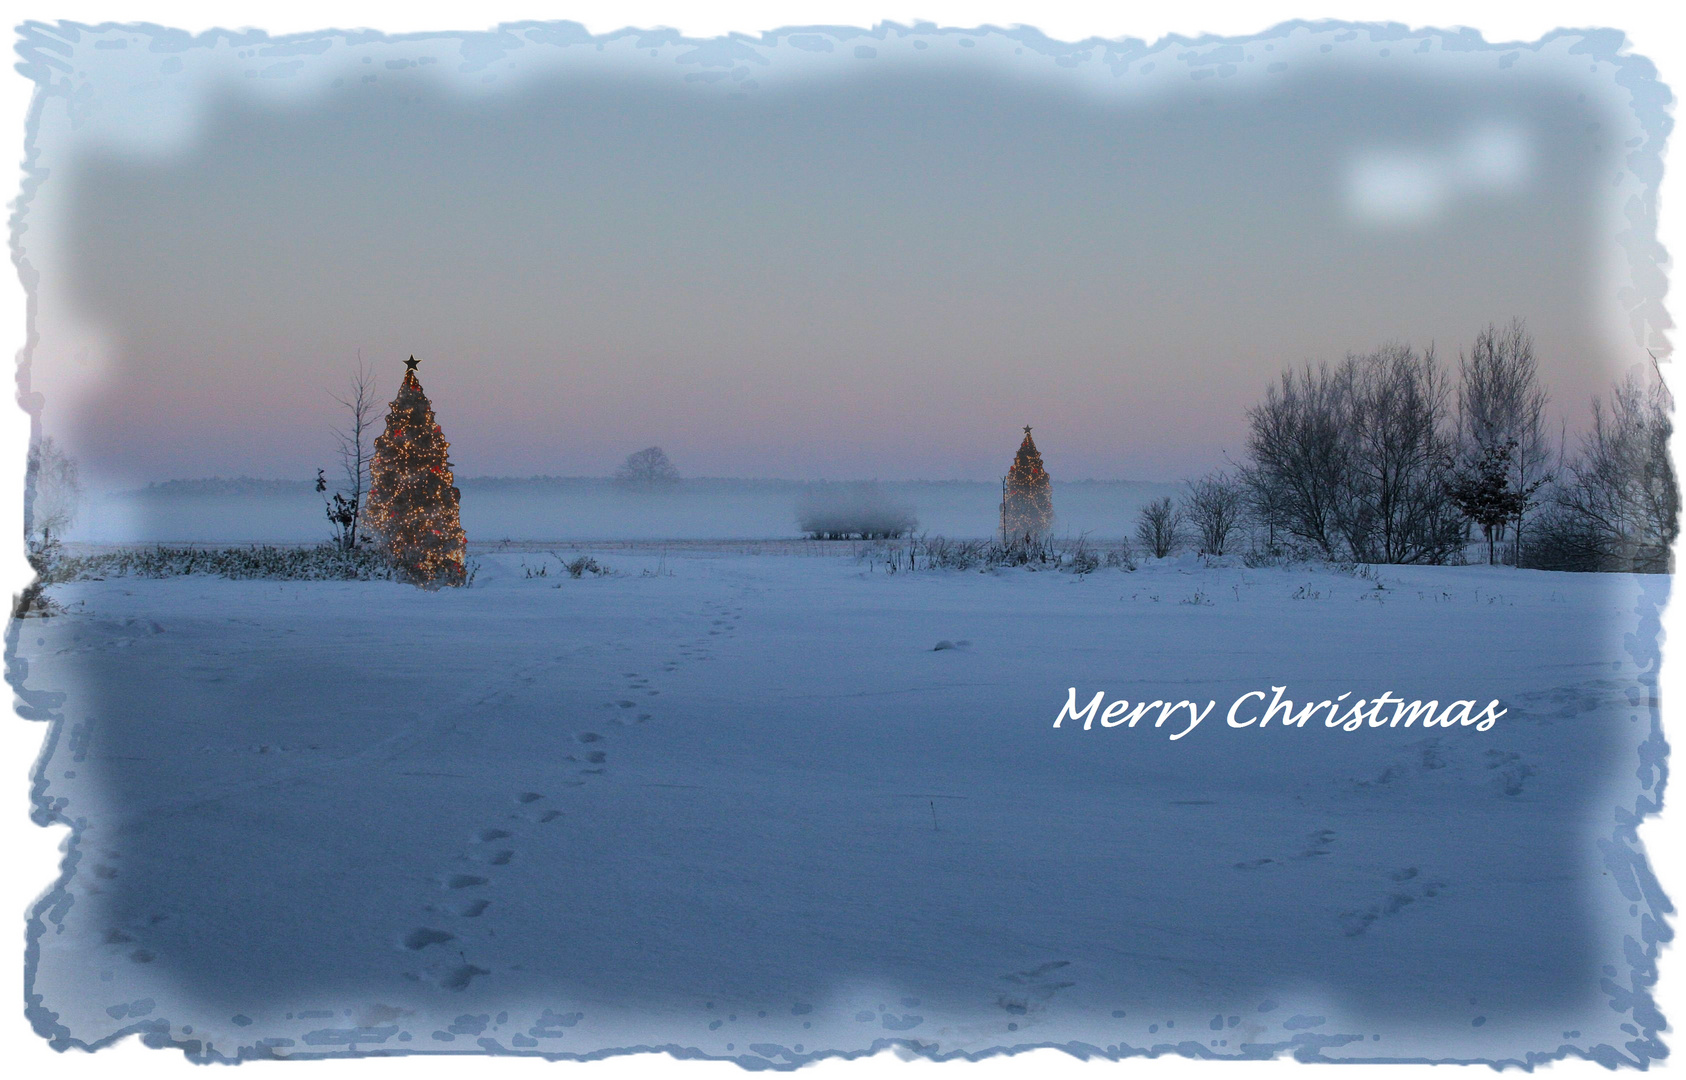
[1338,344,1464,564]
[1182,471,1245,556]
[25,435,81,541]
[1535,371,1677,572]
[1236,462,1291,554]
[1459,319,1552,564]
[1245,346,1462,564]
[1135,496,1184,558]
[1244,363,1350,558]
[616,446,681,488]
[325,360,378,549]
[18,436,80,617]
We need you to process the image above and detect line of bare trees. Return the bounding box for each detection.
[1147,320,1676,572]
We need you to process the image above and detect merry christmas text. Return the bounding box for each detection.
[1054,686,1505,740]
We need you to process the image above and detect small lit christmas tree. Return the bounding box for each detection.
[1002,425,1054,542]
[366,357,467,587]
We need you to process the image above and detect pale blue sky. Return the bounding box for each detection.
[17,21,1666,485]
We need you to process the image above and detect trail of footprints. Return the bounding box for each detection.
[1338,866,1448,937]
[402,591,751,992]
[401,785,584,990]
[1232,829,1337,870]
[1230,829,1448,937]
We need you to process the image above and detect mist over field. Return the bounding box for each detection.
[65,477,1182,545]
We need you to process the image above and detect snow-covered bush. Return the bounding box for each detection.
[50,544,394,582]
[1063,535,1101,575]
[796,482,918,540]
[1104,545,1137,571]
[26,437,81,540]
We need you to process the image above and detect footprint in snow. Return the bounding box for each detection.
[403,928,455,951]
[1340,868,1447,935]
[1291,829,1336,859]
[1237,829,1334,868]
[440,962,491,991]
[998,959,1075,1012]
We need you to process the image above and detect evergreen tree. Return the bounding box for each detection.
[1449,438,1541,565]
[1002,425,1054,541]
[366,357,467,587]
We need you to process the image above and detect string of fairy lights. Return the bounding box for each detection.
[366,356,468,588]
[1002,424,1054,542]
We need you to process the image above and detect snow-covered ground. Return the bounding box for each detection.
[11,550,1668,1067]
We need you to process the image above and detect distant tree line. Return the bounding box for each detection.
[1137,319,1677,572]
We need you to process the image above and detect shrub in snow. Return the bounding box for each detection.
[857,534,1130,575]
[1104,545,1137,571]
[1135,497,1184,558]
[796,482,918,540]
[1181,472,1245,556]
[922,536,989,570]
[564,556,611,578]
[1063,535,1101,575]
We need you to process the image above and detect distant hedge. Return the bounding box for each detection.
[47,544,394,582]
[796,482,918,540]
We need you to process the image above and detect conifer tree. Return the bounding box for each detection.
[1002,425,1054,541]
[366,357,467,587]
[1449,438,1542,565]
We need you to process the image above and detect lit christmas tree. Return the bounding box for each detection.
[1002,425,1054,542]
[366,357,467,587]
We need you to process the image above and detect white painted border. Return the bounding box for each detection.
[3,3,1680,1077]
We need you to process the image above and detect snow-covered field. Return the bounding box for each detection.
[12,550,1668,1067]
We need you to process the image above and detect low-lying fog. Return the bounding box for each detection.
[66,478,1183,545]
